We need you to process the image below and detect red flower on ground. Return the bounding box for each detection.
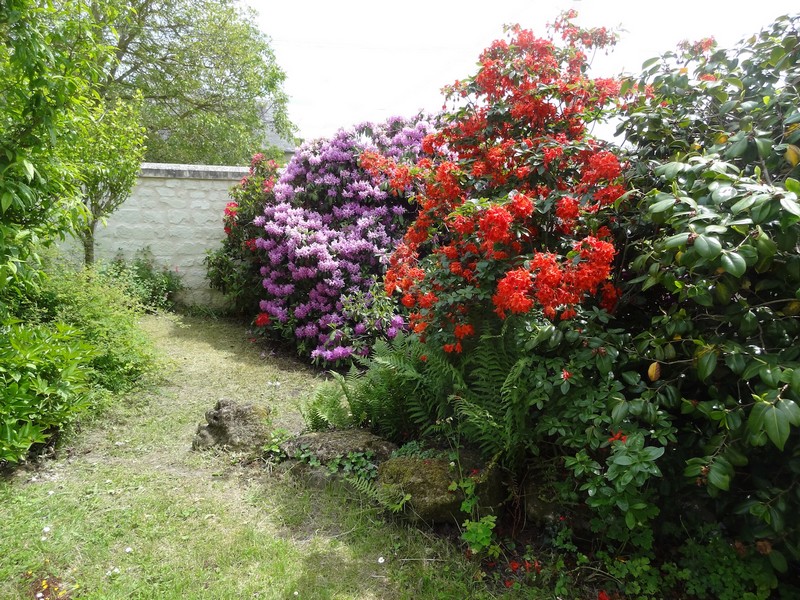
[608,431,627,443]
[255,312,270,327]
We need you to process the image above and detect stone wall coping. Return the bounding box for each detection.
[140,162,249,181]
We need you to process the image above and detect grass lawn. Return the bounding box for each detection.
[0,315,539,599]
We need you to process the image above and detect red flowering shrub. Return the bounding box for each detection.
[374,18,625,353]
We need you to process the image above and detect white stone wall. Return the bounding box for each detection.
[90,163,249,306]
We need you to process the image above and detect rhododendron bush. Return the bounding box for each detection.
[365,14,675,545]
[208,117,432,363]
[374,16,625,353]
[330,13,800,597]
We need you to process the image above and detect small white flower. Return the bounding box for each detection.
[293,592,299,597]
[36,593,44,599]
[40,536,47,542]
[105,479,112,484]
[48,490,54,496]
[113,567,120,574]
[377,556,385,564]
[125,547,133,553]
[43,526,51,533]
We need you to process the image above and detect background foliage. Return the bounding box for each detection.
[91,0,294,164]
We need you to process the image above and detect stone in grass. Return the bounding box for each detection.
[192,399,271,451]
[377,456,505,524]
[279,429,398,463]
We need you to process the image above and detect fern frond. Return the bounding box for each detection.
[346,475,411,513]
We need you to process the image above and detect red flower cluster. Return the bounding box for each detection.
[223,201,239,236]
[255,312,270,327]
[608,430,627,443]
[371,16,625,352]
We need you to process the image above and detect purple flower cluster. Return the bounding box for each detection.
[253,116,432,364]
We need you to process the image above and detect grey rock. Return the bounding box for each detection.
[192,399,271,451]
[279,429,397,463]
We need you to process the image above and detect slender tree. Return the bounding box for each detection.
[66,96,146,264]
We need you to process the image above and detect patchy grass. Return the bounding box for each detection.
[0,315,534,599]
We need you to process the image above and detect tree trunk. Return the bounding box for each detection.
[82,221,97,265]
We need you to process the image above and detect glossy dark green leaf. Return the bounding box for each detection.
[662,233,690,249]
[694,235,722,259]
[755,138,773,159]
[780,197,800,217]
[763,404,790,451]
[708,461,731,491]
[720,251,746,277]
[696,349,717,382]
[712,185,738,203]
[778,399,800,426]
[650,198,677,213]
[749,402,768,434]
[769,550,788,574]
[726,137,749,158]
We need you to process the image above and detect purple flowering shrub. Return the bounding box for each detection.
[210,116,432,365]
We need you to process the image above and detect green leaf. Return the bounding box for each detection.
[749,402,768,434]
[0,192,11,213]
[696,349,717,382]
[755,138,772,159]
[769,550,788,573]
[650,198,676,213]
[611,401,629,424]
[712,185,738,203]
[708,462,731,491]
[778,399,800,426]
[780,197,800,217]
[763,404,790,451]
[621,371,640,386]
[625,510,636,529]
[720,252,746,277]
[662,233,690,249]
[21,159,34,181]
[694,235,722,259]
[642,57,660,69]
[786,178,800,195]
[726,137,749,158]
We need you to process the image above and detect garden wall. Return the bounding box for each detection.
[72,163,249,306]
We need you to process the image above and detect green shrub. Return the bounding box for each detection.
[35,264,157,393]
[0,320,95,465]
[101,247,183,312]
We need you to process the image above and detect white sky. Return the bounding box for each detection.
[247,1,798,141]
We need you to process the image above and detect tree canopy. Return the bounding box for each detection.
[91,0,294,165]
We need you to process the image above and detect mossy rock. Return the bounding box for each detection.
[192,398,271,451]
[279,429,397,463]
[377,456,506,524]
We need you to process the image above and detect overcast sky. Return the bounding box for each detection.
[247,1,798,141]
